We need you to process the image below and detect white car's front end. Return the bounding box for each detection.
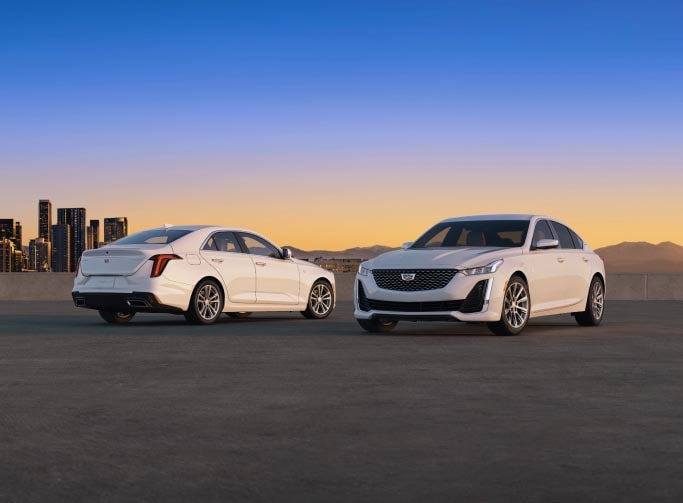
[354,249,512,324]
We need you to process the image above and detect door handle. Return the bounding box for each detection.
[582,257,589,262]
[557,257,565,263]
[255,261,266,266]
[211,258,224,263]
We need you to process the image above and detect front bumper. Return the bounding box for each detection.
[354,271,502,322]
[72,291,184,314]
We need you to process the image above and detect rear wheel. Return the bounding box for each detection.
[357,318,398,333]
[487,275,530,336]
[575,276,605,326]
[301,280,334,319]
[227,312,252,319]
[184,279,224,325]
[99,310,135,324]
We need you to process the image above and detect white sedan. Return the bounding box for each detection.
[73,226,335,324]
[354,214,605,336]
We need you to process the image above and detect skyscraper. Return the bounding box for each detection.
[0,238,15,272]
[57,208,86,272]
[15,221,22,251]
[39,200,52,242]
[51,224,71,272]
[87,219,100,249]
[104,217,128,244]
[28,238,52,272]
[0,219,13,241]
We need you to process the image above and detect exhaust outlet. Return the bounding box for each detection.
[126,299,150,308]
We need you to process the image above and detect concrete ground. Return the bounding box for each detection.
[1,300,683,502]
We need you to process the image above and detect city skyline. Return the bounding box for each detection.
[2,2,683,249]
[0,199,129,272]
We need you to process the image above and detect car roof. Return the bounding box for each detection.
[439,214,543,223]
[149,225,260,233]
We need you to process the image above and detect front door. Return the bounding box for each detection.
[527,219,566,313]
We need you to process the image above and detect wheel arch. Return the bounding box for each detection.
[510,270,528,284]
[187,275,226,311]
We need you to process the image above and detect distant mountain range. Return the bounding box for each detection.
[286,241,683,273]
[594,241,683,273]
[285,245,397,261]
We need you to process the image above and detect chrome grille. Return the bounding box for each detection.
[372,269,457,291]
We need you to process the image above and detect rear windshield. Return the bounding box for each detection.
[111,229,193,245]
[412,220,529,248]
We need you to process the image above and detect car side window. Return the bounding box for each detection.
[550,222,576,249]
[532,220,554,247]
[203,232,241,253]
[568,228,584,249]
[239,233,281,258]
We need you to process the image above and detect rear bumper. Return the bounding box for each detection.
[72,291,184,314]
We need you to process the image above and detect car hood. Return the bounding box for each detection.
[365,247,521,270]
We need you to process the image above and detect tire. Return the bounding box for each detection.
[301,280,334,319]
[575,276,605,327]
[357,318,398,333]
[487,275,530,336]
[226,312,252,319]
[99,310,135,324]
[184,279,224,325]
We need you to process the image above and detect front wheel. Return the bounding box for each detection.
[99,310,135,324]
[357,318,398,333]
[184,279,224,325]
[301,280,334,319]
[487,275,530,336]
[575,277,605,326]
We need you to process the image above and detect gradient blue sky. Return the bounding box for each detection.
[2,1,682,248]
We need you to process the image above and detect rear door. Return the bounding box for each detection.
[200,232,256,304]
[237,233,300,305]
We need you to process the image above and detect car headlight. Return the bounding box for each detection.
[460,259,503,276]
[358,265,372,276]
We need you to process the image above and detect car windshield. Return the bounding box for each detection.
[412,220,529,248]
[111,229,193,245]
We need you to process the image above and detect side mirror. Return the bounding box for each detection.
[535,239,559,250]
[281,247,293,259]
[401,242,413,249]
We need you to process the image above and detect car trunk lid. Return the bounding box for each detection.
[80,245,170,276]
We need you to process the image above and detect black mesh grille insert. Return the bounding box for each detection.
[364,298,463,312]
[372,269,458,291]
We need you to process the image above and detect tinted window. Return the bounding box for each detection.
[240,233,281,258]
[203,232,241,253]
[568,228,584,249]
[112,229,192,245]
[550,221,576,249]
[412,220,529,248]
[532,220,554,247]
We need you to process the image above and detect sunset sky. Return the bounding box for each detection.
[2,1,682,250]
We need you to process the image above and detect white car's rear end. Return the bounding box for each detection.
[73,242,193,314]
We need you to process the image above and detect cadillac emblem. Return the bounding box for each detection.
[401,273,416,281]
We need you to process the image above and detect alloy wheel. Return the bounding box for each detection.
[196,283,221,321]
[309,283,333,316]
[591,280,604,320]
[504,281,529,329]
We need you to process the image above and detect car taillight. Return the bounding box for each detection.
[76,257,82,274]
[150,254,181,278]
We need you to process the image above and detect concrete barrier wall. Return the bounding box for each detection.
[1,272,682,302]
